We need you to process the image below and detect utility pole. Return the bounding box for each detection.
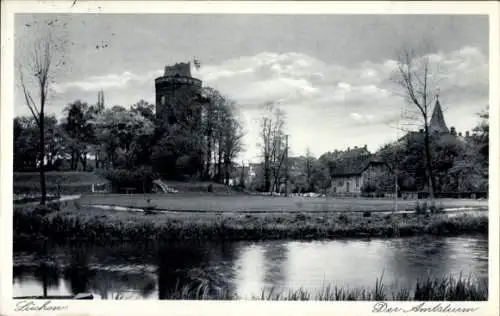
[285,134,289,197]
[241,160,245,188]
[394,109,402,213]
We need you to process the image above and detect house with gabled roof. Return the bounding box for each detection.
[329,146,390,196]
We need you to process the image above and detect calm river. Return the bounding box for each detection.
[13,235,488,299]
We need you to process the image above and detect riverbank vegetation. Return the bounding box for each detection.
[125,275,488,301]
[14,202,487,244]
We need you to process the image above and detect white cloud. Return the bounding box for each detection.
[45,45,488,161]
[51,45,487,112]
[52,69,163,93]
[350,112,375,123]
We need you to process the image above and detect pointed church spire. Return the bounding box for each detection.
[429,92,449,134]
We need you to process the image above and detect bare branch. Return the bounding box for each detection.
[18,67,41,126]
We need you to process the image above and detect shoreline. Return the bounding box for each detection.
[12,275,489,301]
[13,203,488,245]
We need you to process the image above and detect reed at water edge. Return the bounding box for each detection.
[118,274,487,301]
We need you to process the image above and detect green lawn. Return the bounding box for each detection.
[80,193,488,213]
[14,171,109,194]
[14,171,107,184]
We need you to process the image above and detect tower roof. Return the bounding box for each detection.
[164,62,192,77]
[429,97,449,134]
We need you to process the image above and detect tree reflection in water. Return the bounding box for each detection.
[62,244,157,299]
[89,270,156,299]
[63,246,95,295]
[33,242,61,297]
[157,242,231,299]
[262,242,288,293]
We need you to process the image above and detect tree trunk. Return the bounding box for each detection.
[42,265,48,297]
[80,152,87,171]
[217,148,223,183]
[39,113,47,205]
[424,124,435,199]
[70,151,75,170]
[264,154,271,192]
[224,156,231,185]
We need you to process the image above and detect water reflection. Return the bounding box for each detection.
[157,243,209,298]
[64,247,94,295]
[234,244,265,297]
[262,242,288,292]
[13,235,488,300]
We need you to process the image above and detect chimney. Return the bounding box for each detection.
[347,147,350,151]
[364,144,367,150]
[465,131,470,138]
[450,126,456,136]
[458,132,463,137]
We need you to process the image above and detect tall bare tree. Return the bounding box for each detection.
[393,44,439,199]
[259,102,286,192]
[18,21,64,205]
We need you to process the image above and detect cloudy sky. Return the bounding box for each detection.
[14,14,489,162]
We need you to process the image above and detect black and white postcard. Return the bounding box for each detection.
[1,1,498,316]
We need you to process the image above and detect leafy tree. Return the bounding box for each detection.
[219,102,244,185]
[131,100,155,123]
[398,133,427,191]
[472,106,489,168]
[152,87,243,181]
[431,133,464,192]
[61,100,97,170]
[14,115,64,172]
[310,159,331,194]
[94,106,155,169]
[14,116,40,171]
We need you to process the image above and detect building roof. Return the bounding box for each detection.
[330,152,384,177]
[164,62,192,77]
[429,98,449,134]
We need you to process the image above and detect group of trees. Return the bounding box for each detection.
[16,16,245,202]
[152,87,243,183]
[16,19,489,202]
[245,105,489,196]
[14,86,245,190]
[373,115,489,195]
[13,96,150,173]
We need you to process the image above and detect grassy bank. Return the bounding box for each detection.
[14,201,488,244]
[158,275,487,301]
[13,171,109,195]
[80,193,488,213]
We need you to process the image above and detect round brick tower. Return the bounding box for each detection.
[155,62,203,126]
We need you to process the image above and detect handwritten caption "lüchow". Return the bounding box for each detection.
[15,300,68,312]
[373,302,480,313]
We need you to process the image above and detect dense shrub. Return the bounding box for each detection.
[361,182,377,194]
[104,166,154,193]
[429,201,444,214]
[415,201,428,215]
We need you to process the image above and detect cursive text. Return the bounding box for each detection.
[373,301,480,313]
[15,300,68,312]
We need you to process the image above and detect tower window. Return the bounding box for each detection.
[161,96,166,105]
